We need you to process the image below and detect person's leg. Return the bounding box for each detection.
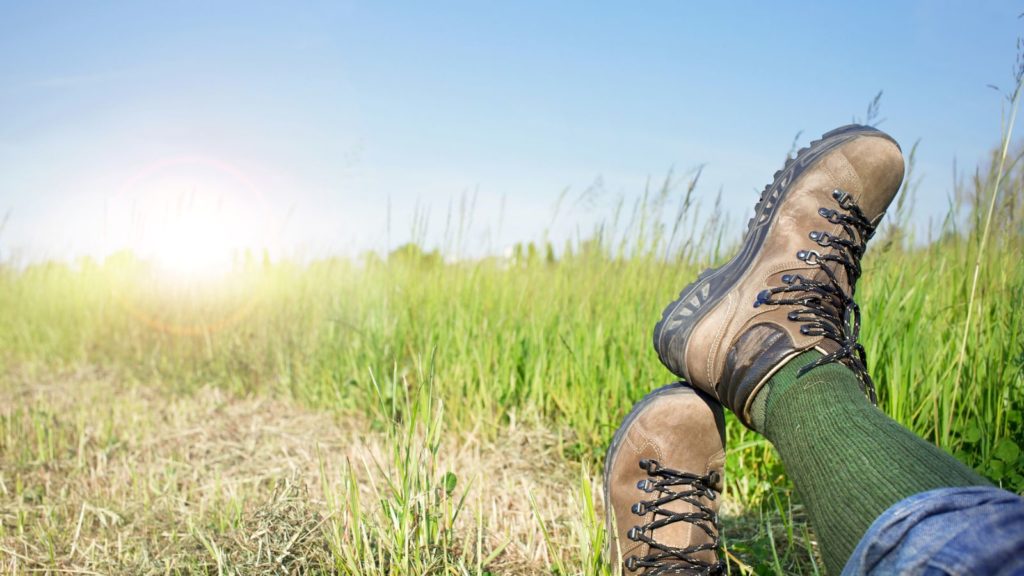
[651,124,1023,573]
[748,352,990,573]
[842,485,1024,575]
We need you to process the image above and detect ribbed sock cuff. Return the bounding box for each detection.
[748,349,823,433]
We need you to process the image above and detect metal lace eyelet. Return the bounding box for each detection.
[627,527,642,541]
[796,249,820,263]
[754,289,772,308]
[811,230,833,247]
[833,188,855,209]
[631,502,647,515]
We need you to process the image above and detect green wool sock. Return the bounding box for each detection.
[750,351,991,575]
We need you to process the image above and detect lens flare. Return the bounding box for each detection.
[106,156,276,283]
[105,156,277,334]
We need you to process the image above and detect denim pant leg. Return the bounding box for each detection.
[841,486,1024,576]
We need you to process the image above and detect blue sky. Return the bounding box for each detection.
[1,1,1021,261]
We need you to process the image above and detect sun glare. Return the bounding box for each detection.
[147,201,235,281]
[105,157,277,284]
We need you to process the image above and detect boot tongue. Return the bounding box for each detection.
[816,337,842,357]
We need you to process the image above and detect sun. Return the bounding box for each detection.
[145,195,238,281]
[105,157,277,283]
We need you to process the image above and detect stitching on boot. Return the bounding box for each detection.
[760,259,813,286]
[632,436,666,463]
[707,292,735,388]
[703,450,726,476]
[835,148,863,196]
[625,425,666,463]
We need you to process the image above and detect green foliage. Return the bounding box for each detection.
[1,157,1022,572]
[3,112,1024,574]
[2,175,1021,481]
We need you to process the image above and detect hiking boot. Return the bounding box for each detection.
[604,382,726,575]
[653,125,904,428]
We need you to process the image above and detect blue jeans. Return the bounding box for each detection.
[842,486,1024,575]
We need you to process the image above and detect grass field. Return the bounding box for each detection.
[2,130,1023,574]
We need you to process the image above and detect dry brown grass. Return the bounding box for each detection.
[0,367,591,575]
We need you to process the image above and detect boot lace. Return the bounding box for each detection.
[753,188,878,402]
[625,458,723,575]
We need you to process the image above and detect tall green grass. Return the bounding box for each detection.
[3,127,1024,574]
[2,135,1022,490]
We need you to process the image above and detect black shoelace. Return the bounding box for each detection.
[753,188,878,403]
[625,459,723,576]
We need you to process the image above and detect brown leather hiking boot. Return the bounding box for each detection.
[604,382,726,575]
[653,125,904,428]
